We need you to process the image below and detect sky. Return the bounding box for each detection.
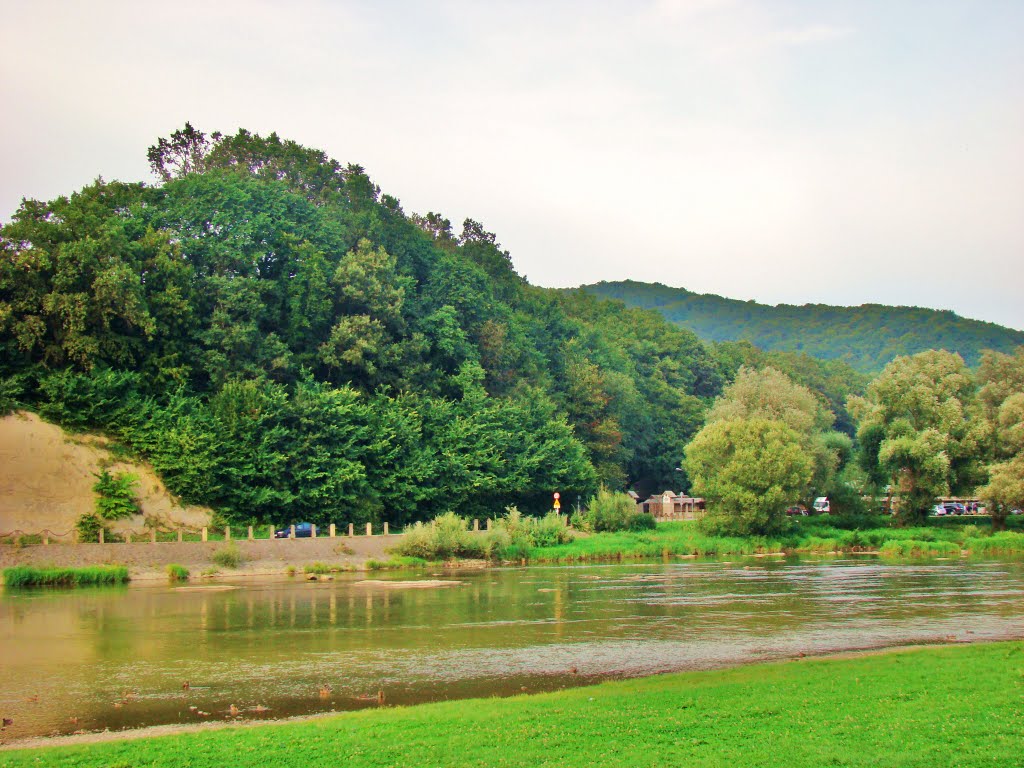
[2,0,1022,329]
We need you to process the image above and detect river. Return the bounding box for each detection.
[1,556,1022,743]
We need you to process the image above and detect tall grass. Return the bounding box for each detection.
[166,564,189,582]
[964,531,1024,555]
[211,543,244,569]
[3,565,129,587]
[878,539,962,557]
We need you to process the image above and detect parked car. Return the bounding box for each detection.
[932,504,947,516]
[941,503,966,516]
[786,505,808,516]
[274,522,315,538]
[812,497,830,514]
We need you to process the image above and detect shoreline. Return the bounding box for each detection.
[2,636,1015,752]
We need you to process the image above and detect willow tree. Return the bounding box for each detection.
[849,350,981,524]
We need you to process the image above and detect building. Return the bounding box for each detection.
[639,491,705,521]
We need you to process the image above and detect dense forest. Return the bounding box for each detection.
[580,280,1024,372]
[0,126,870,528]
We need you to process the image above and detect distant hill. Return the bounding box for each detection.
[577,281,1024,372]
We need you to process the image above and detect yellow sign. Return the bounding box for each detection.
[553,500,561,509]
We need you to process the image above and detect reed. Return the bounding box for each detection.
[3,564,129,587]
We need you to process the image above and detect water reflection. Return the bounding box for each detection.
[1,558,1023,742]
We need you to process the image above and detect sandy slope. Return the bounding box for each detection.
[0,411,211,538]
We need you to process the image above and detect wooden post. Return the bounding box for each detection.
[126,531,132,544]
[329,524,336,538]
[348,523,354,537]
[486,519,493,531]
[178,530,183,543]
[248,525,254,541]
[366,522,372,536]
[99,528,104,544]
[382,522,388,535]
[290,524,296,539]
[202,527,208,542]
[225,526,231,541]
[151,529,157,544]
[268,525,275,540]
[311,524,317,539]
[43,532,49,546]
[474,519,479,531]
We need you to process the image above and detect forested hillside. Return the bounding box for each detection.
[6,126,828,526]
[580,281,1024,371]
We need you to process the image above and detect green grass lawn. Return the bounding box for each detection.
[3,641,1021,767]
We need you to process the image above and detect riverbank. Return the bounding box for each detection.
[1,640,1019,766]
[5,518,1024,583]
[0,535,397,582]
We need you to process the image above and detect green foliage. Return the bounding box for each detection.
[92,470,140,520]
[3,565,129,587]
[964,531,1024,555]
[75,512,105,543]
[575,488,644,532]
[877,539,962,557]
[685,418,813,536]
[211,544,244,569]
[389,512,485,560]
[166,564,190,582]
[583,279,1024,372]
[850,350,980,524]
[2,125,735,524]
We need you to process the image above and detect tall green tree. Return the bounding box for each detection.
[849,350,981,524]
[684,418,813,535]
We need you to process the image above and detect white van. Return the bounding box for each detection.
[812,497,830,514]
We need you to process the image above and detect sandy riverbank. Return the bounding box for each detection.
[0,535,398,581]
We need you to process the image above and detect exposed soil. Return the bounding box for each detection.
[0,411,211,540]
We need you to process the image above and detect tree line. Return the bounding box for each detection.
[684,348,1024,533]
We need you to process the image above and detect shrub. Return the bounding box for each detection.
[391,512,482,560]
[212,543,244,569]
[75,513,106,543]
[92,470,140,520]
[576,488,647,533]
[166,564,190,582]
[628,512,657,531]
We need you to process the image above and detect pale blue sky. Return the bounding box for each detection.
[2,1,1022,329]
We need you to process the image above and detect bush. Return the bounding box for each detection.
[75,513,106,543]
[577,488,644,533]
[166,564,190,582]
[628,513,657,531]
[391,512,481,560]
[92,470,140,520]
[212,543,244,569]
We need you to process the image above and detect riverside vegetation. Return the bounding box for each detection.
[1,125,1024,541]
[1,641,1018,767]
[387,506,1024,565]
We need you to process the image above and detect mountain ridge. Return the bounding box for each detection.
[576,280,1024,371]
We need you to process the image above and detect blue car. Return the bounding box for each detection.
[274,522,314,538]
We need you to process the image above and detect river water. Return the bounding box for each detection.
[2,556,1022,742]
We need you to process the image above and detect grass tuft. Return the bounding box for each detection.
[3,564,129,587]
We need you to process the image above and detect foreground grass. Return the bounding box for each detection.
[1,564,129,587]
[3,642,1021,767]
